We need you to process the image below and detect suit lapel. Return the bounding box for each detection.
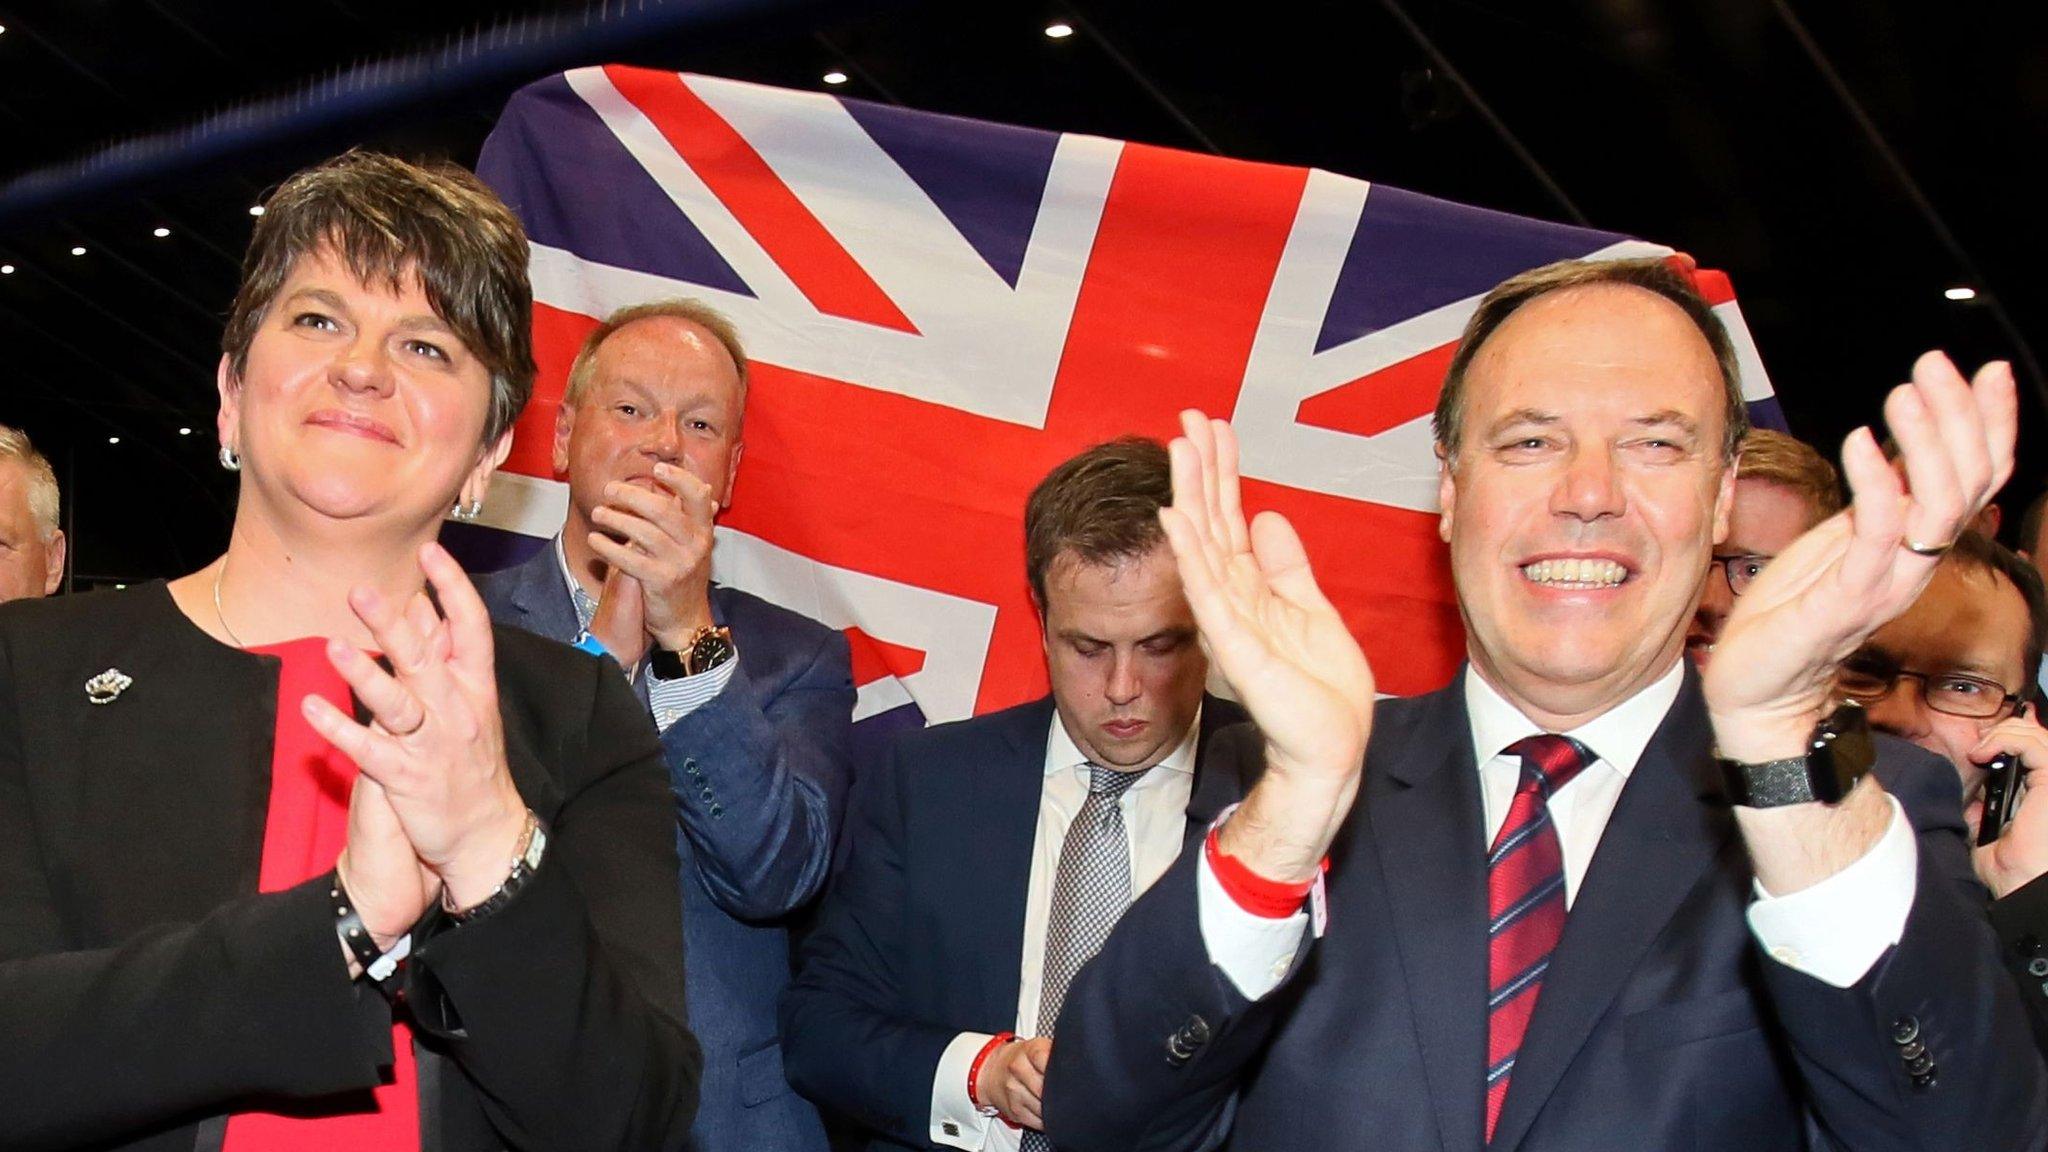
[504,543,582,644]
[1371,681,1491,1152]
[962,700,1055,1028]
[1487,674,1731,1152]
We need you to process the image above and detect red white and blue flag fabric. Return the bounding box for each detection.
[467,65,1783,733]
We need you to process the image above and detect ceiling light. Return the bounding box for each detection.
[107,436,120,445]
[249,205,266,217]
[1044,21,1074,38]
[152,227,171,238]
[0,264,14,275]
[822,71,849,86]
[1944,286,1977,302]
[0,24,8,36]
[69,246,86,257]
[178,427,193,436]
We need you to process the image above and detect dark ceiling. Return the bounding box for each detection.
[1,0,2042,588]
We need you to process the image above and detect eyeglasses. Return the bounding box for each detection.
[1708,553,1771,597]
[1836,653,2023,720]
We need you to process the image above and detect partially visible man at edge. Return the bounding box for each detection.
[1042,256,2048,1152]
[1842,530,2048,1051]
[0,424,65,603]
[1687,427,1839,665]
[479,299,855,1152]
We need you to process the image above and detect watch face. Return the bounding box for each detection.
[689,629,735,674]
[1812,702,1877,803]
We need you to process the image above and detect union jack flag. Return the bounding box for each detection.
[467,65,1783,733]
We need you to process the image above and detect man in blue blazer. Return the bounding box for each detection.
[1043,259,2048,1151]
[481,300,854,1152]
[783,439,1248,1152]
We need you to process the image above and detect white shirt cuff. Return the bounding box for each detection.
[1196,849,1310,1000]
[648,654,739,732]
[1746,794,1918,988]
[930,1030,997,1150]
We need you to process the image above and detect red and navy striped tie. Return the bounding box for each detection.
[1485,734,1591,1144]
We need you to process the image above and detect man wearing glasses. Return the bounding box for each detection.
[1687,428,1840,664]
[1839,530,2048,1046]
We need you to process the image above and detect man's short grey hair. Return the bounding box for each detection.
[0,425,61,539]
[563,299,749,410]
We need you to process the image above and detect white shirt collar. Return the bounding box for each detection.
[1045,704,1203,781]
[1463,659,1686,775]
[551,534,598,626]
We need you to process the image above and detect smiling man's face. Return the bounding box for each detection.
[1438,282,1734,725]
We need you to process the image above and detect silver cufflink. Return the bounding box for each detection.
[85,668,133,705]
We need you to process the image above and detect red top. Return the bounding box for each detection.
[221,637,420,1151]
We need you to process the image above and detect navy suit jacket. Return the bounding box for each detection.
[480,546,855,1152]
[781,693,1249,1152]
[1044,668,2048,1152]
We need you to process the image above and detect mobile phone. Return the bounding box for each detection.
[1978,752,2024,848]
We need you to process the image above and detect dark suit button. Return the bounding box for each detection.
[1912,1069,1939,1091]
[710,803,724,819]
[685,759,701,777]
[2029,958,2048,979]
[2021,935,2044,957]
[1906,1051,1935,1076]
[1165,1016,1209,1066]
[1899,1041,1925,1061]
[1890,1016,1920,1045]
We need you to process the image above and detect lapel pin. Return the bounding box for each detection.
[85,668,133,705]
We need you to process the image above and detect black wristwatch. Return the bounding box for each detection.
[1718,701,1878,808]
[651,625,736,680]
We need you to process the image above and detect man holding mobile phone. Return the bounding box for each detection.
[1844,530,2048,1046]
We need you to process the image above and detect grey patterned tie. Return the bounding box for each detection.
[1021,763,1148,1152]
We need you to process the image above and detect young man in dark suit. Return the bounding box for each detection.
[782,437,1248,1152]
[1044,258,2048,1151]
[480,300,854,1152]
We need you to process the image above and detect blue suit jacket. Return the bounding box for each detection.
[781,693,1249,1151]
[480,547,855,1152]
[1044,668,2048,1152]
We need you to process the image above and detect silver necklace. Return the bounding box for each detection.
[212,562,246,648]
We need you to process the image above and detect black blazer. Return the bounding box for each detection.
[780,693,1249,1151]
[1044,668,2048,1152]
[0,583,702,1152]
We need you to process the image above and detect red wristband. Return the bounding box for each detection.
[966,1031,1015,1111]
[1205,825,1322,918]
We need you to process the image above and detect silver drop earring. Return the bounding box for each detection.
[218,445,240,472]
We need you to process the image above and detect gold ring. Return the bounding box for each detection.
[1901,537,1955,557]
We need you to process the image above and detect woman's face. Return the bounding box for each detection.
[218,244,507,534]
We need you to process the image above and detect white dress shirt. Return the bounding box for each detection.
[1197,661,1919,998]
[929,710,1204,1151]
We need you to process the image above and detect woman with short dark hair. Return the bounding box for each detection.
[0,151,700,1151]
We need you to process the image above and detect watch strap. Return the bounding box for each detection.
[1722,757,1824,808]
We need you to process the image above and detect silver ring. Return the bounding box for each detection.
[1902,537,1955,557]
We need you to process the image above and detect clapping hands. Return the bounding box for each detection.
[306,542,529,944]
